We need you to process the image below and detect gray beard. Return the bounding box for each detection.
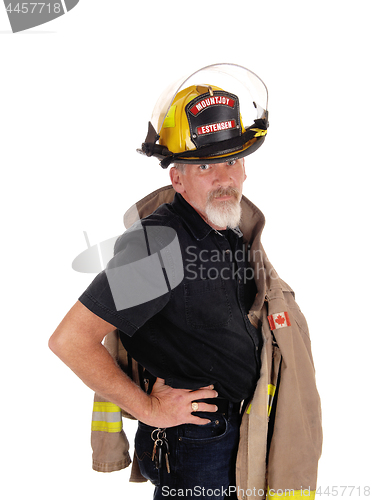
[205,187,242,229]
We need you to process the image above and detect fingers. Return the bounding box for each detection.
[152,379,218,401]
[190,402,218,413]
[191,387,219,401]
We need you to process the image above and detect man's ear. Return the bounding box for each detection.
[169,167,185,194]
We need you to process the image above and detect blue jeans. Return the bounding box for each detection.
[135,408,241,499]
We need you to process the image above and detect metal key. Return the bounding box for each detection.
[162,436,171,473]
[155,439,163,469]
[151,430,159,461]
[153,438,163,469]
[151,439,158,462]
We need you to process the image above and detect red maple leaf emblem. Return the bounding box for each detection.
[275,315,285,326]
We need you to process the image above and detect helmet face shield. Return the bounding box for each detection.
[139,64,269,168]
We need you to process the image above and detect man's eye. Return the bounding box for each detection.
[227,160,236,166]
[199,164,210,170]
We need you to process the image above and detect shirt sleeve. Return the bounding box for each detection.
[79,221,183,336]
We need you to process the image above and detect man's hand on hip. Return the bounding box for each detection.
[140,377,218,428]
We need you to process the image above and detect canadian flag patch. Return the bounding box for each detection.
[268,312,291,330]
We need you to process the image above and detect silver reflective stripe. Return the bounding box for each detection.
[92,411,122,423]
[91,402,123,433]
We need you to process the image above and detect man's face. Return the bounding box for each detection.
[169,158,247,230]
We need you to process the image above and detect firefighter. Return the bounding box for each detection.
[49,64,321,500]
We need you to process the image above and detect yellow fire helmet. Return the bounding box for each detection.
[138,63,269,168]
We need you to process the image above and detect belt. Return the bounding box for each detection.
[194,397,241,416]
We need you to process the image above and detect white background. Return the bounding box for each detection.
[1,1,371,499]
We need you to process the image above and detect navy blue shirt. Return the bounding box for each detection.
[79,193,262,402]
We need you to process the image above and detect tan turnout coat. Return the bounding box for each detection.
[90,186,322,500]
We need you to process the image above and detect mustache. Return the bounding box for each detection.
[207,186,240,202]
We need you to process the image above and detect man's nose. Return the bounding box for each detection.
[213,164,233,185]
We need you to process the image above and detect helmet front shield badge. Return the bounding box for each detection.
[138,63,269,168]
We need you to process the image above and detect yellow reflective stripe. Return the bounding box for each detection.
[93,402,121,413]
[268,384,276,416]
[246,384,276,415]
[267,488,315,500]
[91,420,123,433]
[268,384,276,397]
